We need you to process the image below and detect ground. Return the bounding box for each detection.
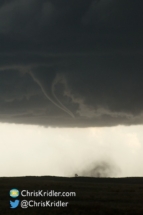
[0,176,143,214]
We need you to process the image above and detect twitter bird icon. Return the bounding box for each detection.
[10,200,20,208]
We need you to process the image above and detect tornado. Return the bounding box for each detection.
[29,71,75,118]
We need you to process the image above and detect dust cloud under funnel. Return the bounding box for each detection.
[78,161,120,177]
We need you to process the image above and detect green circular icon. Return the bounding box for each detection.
[10,189,19,198]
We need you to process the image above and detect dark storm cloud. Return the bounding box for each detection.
[0,0,143,127]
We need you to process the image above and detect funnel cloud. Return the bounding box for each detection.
[29,71,75,118]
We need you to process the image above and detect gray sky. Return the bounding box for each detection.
[0,123,143,177]
[0,0,143,177]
